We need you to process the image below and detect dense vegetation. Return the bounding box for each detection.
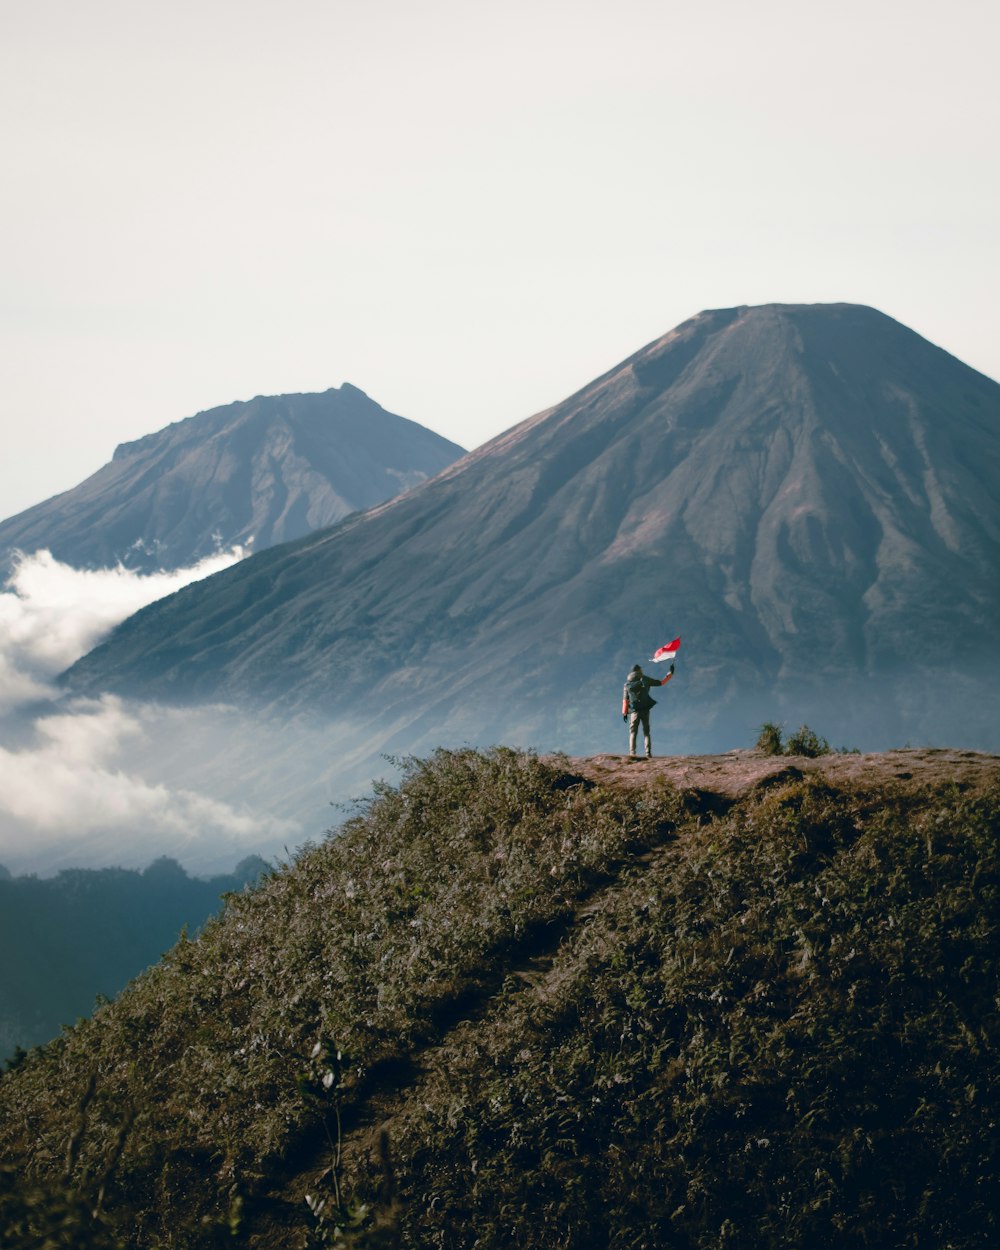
[1,747,997,1249]
[0,855,268,1061]
[755,722,832,758]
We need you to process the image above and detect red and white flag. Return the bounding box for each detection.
[650,637,681,663]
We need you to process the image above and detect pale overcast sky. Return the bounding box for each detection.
[2,0,997,520]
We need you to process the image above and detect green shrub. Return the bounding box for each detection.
[756,723,831,757]
[755,721,784,755]
[784,723,830,757]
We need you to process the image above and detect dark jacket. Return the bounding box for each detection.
[622,666,671,716]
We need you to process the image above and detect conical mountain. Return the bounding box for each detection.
[0,384,465,572]
[66,304,1000,755]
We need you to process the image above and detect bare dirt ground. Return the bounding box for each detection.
[562,747,1000,798]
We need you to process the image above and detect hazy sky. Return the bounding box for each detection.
[2,0,998,519]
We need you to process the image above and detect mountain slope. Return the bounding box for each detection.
[65,304,1000,753]
[1,747,998,1249]
[0,385,465,572]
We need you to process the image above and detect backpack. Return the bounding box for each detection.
[625,673,654,714]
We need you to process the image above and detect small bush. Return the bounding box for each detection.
[755,722,784,755]
[755,723,831,758]
[784,724,830,757]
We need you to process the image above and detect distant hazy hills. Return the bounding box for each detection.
[0,384,465,572]
[0,853,268,1060]
[66,304,1000,754]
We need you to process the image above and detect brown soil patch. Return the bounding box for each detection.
[561,747,1000,798]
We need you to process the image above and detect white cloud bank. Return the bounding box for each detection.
[0,548,306,876]
[0,694,297,873]
[0,546,247,709]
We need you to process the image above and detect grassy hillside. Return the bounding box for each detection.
[1,747,998,1249]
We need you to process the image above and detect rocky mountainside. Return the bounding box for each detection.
[65,304,1000,754]
[0,385,465,572]
[1,747,998,1249]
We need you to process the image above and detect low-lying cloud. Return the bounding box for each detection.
[0,546,246,709]
[0,694,297,871]
[0,547,309,876]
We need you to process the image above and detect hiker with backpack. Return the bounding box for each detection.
[622,662,674,758]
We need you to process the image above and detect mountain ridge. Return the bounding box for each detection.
[0,384,465,572]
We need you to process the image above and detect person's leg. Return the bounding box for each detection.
[642,712,652,757]
[629,712,639,755]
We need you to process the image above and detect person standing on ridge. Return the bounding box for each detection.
[622,662,674,758]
